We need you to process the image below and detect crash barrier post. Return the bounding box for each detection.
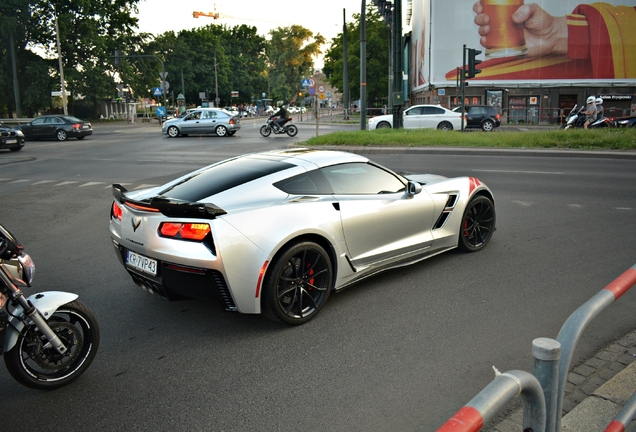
[553,264,636,432]
[605,391,636,432]
[437,370,546,432]
[532,338,562,432]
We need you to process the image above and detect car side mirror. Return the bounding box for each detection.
[406,181,422,197]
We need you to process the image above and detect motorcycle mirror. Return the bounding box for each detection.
[0,224,24,259]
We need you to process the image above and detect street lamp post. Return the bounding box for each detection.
[54,11,68,115]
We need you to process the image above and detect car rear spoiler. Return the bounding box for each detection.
[112,184,227,219]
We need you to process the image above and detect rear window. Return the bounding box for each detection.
[158,157,294,202]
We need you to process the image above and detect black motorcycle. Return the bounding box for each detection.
[0,224,100,389]
[260,117,298,137]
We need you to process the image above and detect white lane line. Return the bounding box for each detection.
[511,200,533,206]
[9,179,30,183]
[133,184,157,190]
[568,204,583,208]
[54,181,79,186]
[80,182,106,187]
[473,170,566,175]
[31,180,56,185]
[105,182,132,188]
[616,207,633,211]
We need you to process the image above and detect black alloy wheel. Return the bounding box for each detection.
[438,121,453,131]
[458,195,496,252]
[262,241,333,325]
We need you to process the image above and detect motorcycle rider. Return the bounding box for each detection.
[271,102,290,131]
[583,96,597,129]
[595,97,604,121]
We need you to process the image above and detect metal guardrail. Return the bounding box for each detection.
[438,264,636,432]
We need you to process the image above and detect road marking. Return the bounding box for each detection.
[54,181,79,186]
[568,204,583,208]
[104,182,132,188]
[9,179,30,183]
[473,169,565,175]
[80,182,106,187]
[616,207,633,210]
[31,180,56,185]
[511,200,533,206]
[133,184,157,190]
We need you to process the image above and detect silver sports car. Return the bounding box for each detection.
[109,149,495,325]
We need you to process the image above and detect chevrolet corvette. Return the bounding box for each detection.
[109,149,495,325]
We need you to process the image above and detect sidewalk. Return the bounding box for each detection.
[486,329,636,432]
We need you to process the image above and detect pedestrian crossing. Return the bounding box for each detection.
[0,178,157,190]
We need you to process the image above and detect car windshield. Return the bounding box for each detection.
[157,157,294,202]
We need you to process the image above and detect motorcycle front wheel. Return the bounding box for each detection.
[286,124,298,137]
[4,300,100,390]
[260,125,272,137]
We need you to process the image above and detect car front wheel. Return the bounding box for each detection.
[262,241,333,325]
[215,125,228,137]
[481,120,495,132]
[376,122,392,129]
[437,121,453,131]
[458,195,496,252]
[167,126,180,137]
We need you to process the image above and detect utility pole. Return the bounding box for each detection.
[392,0,403,129]
[360,0,366,130]
[9,33,21,118]
[342,9,350,120]
[54,11,68,115]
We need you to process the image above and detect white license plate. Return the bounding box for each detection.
[81,125,90,129]
[6,139,17,144]
[127,250,157,276]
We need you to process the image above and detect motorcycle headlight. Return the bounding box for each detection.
[17,254,35,286]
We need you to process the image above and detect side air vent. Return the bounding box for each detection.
[433,194,459,230]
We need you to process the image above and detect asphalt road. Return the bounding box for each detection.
[1,121,635,431]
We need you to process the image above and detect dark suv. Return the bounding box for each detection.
[453,105,501,131]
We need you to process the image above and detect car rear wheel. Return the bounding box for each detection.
[376,122,392,129]
[262,241,333,325]
[56,130,67,141]
[437,121,453,131]
[481,120,495,132]
[167,126,180,138]
[458,196,496,252]
[215,125,228,137]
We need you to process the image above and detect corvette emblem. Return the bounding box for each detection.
[131,217,141,232]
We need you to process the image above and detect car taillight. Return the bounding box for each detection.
[112,201,123,221]
[159,223,210,241]
[72,123,81,129]
[229,118,235,125]
[495,114,501,120]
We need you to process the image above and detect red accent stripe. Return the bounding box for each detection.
[255,261,269,298]
[468,177,481,196]
[437,406,484,432]
[603,268,636,300]
[605,420,626,432]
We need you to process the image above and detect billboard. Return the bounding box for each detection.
[411,0,636,90]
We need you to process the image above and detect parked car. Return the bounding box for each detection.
[368,104,465,131]
[452,105,501,131]
[109,149,496,325]
[0,121,25,152]
[19,115,92,141]
[162,108,241,138]
[614,116,636,127]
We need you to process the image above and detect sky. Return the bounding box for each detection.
[133,0,367,68]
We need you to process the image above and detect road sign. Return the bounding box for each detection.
[318,85,325,93]
[301,78,311,88]
[153,87,162,96]
[156,106,166,117]
[231,91,239,97]
[326,91,332,97]
[309,79,315,87]
[160,81,169,91]
[308,86,315,95]
[159,72,168,80]
[319,93,326,100]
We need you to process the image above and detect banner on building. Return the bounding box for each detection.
[411,0,636,89]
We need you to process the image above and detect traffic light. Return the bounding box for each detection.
[467,48,482,78]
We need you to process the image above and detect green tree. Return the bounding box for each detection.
[266,25,325,102]
[323,5,390,107]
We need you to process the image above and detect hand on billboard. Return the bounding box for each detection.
[473,2,568,57]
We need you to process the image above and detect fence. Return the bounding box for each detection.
[499,106,632,126]
[438,264,636,432]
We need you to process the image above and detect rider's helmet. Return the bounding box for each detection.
[586,96,596,104]
[595,97,603,105]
